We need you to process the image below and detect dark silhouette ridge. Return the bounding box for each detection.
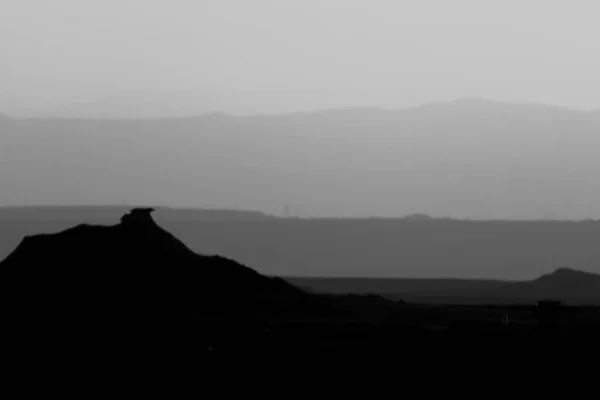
[4,207,600,364]
[0,208,314,329]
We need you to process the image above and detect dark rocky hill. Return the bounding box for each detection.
[490,268,600,304]
[0,208,311,328]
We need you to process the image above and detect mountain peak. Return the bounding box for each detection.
[553,266,579,273]
[532,267,600,286]
[120,207,156,226]
[452,97,496,106]
[546,267,594,278]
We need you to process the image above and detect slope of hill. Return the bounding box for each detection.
[2,99,600,220]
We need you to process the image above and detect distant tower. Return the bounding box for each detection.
[284,205,291,218]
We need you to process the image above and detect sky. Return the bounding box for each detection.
[1,0,600,116]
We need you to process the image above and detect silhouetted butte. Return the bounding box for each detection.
[0,208,310,329]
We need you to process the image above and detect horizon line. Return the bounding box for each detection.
[0,205,598,223]
[4,97,599,121]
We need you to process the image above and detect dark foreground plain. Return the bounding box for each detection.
[1,208,599,368]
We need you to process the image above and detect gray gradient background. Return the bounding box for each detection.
[2,1,600,220]
[2,0,599,115]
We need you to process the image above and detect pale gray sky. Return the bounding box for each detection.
[2,0,600,116]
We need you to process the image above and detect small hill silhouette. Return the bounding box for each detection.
[0,208,311,327]
[494,267,600,303]
[291,267,600,305]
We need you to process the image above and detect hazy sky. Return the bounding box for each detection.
[2,0,600,116]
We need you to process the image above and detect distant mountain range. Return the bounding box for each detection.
[3,99,600,219]
[12,97,600,121]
